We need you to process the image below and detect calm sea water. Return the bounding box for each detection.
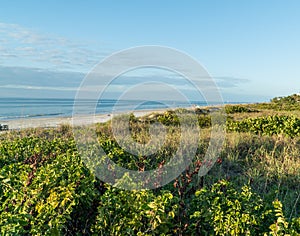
[0,98,213,121]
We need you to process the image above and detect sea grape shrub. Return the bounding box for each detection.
[225,105,257,114]
[188,180,300,235]
[197,115,211,128]
[91,186,178,235]
[270,93,300,110]
[188,180,275,235]
[0,137,98,235]
[227,115,300,137]
[251,93,300,111]
[194,108,209,115]
[157,110,180,126]
[267,200,300,236]
[156,109,212,128]
[271,94,300,104]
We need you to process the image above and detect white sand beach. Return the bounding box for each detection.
[0,105,223,131]
[0,110,163,130]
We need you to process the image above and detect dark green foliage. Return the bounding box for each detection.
[188,181,300,235]
[188,180,274,235]
[157,110,180,126]
[225,105,258,114]
[198,115,211,128]
[194,107,209,115]
[268,200,300,236]
[227,115,300,137]
[92,185,178,235]
[271,93,300,105]
[252,93,300,111]
[0,136,99,235]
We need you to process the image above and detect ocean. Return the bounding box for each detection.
[0,98,213,121]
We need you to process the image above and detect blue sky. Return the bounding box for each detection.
[0,1,300,102]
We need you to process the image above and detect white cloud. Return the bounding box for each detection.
[0,84,78,91]
[0,22,108,72]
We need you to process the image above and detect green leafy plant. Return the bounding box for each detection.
[188,180,275,235]
[225,105,258,114]
[91,185,178,235]
[227,115,300,137]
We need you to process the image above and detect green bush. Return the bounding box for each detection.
[157,110,180,126]
[227,115,300,137]
[267,200,300,236]
[198,115,212,128]
[252,93,300,111]
[225,105,257,114]
[91,186,178,235]
[0,137,98,235]
[188,180,275,235]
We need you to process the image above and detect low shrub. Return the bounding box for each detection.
[91,185,178,235]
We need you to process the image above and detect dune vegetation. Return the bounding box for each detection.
[0,94,300,235]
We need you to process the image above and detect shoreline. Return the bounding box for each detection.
[0,103,231,131]
[0,109,169,130]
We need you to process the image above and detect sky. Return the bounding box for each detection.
[0,0,300,102]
